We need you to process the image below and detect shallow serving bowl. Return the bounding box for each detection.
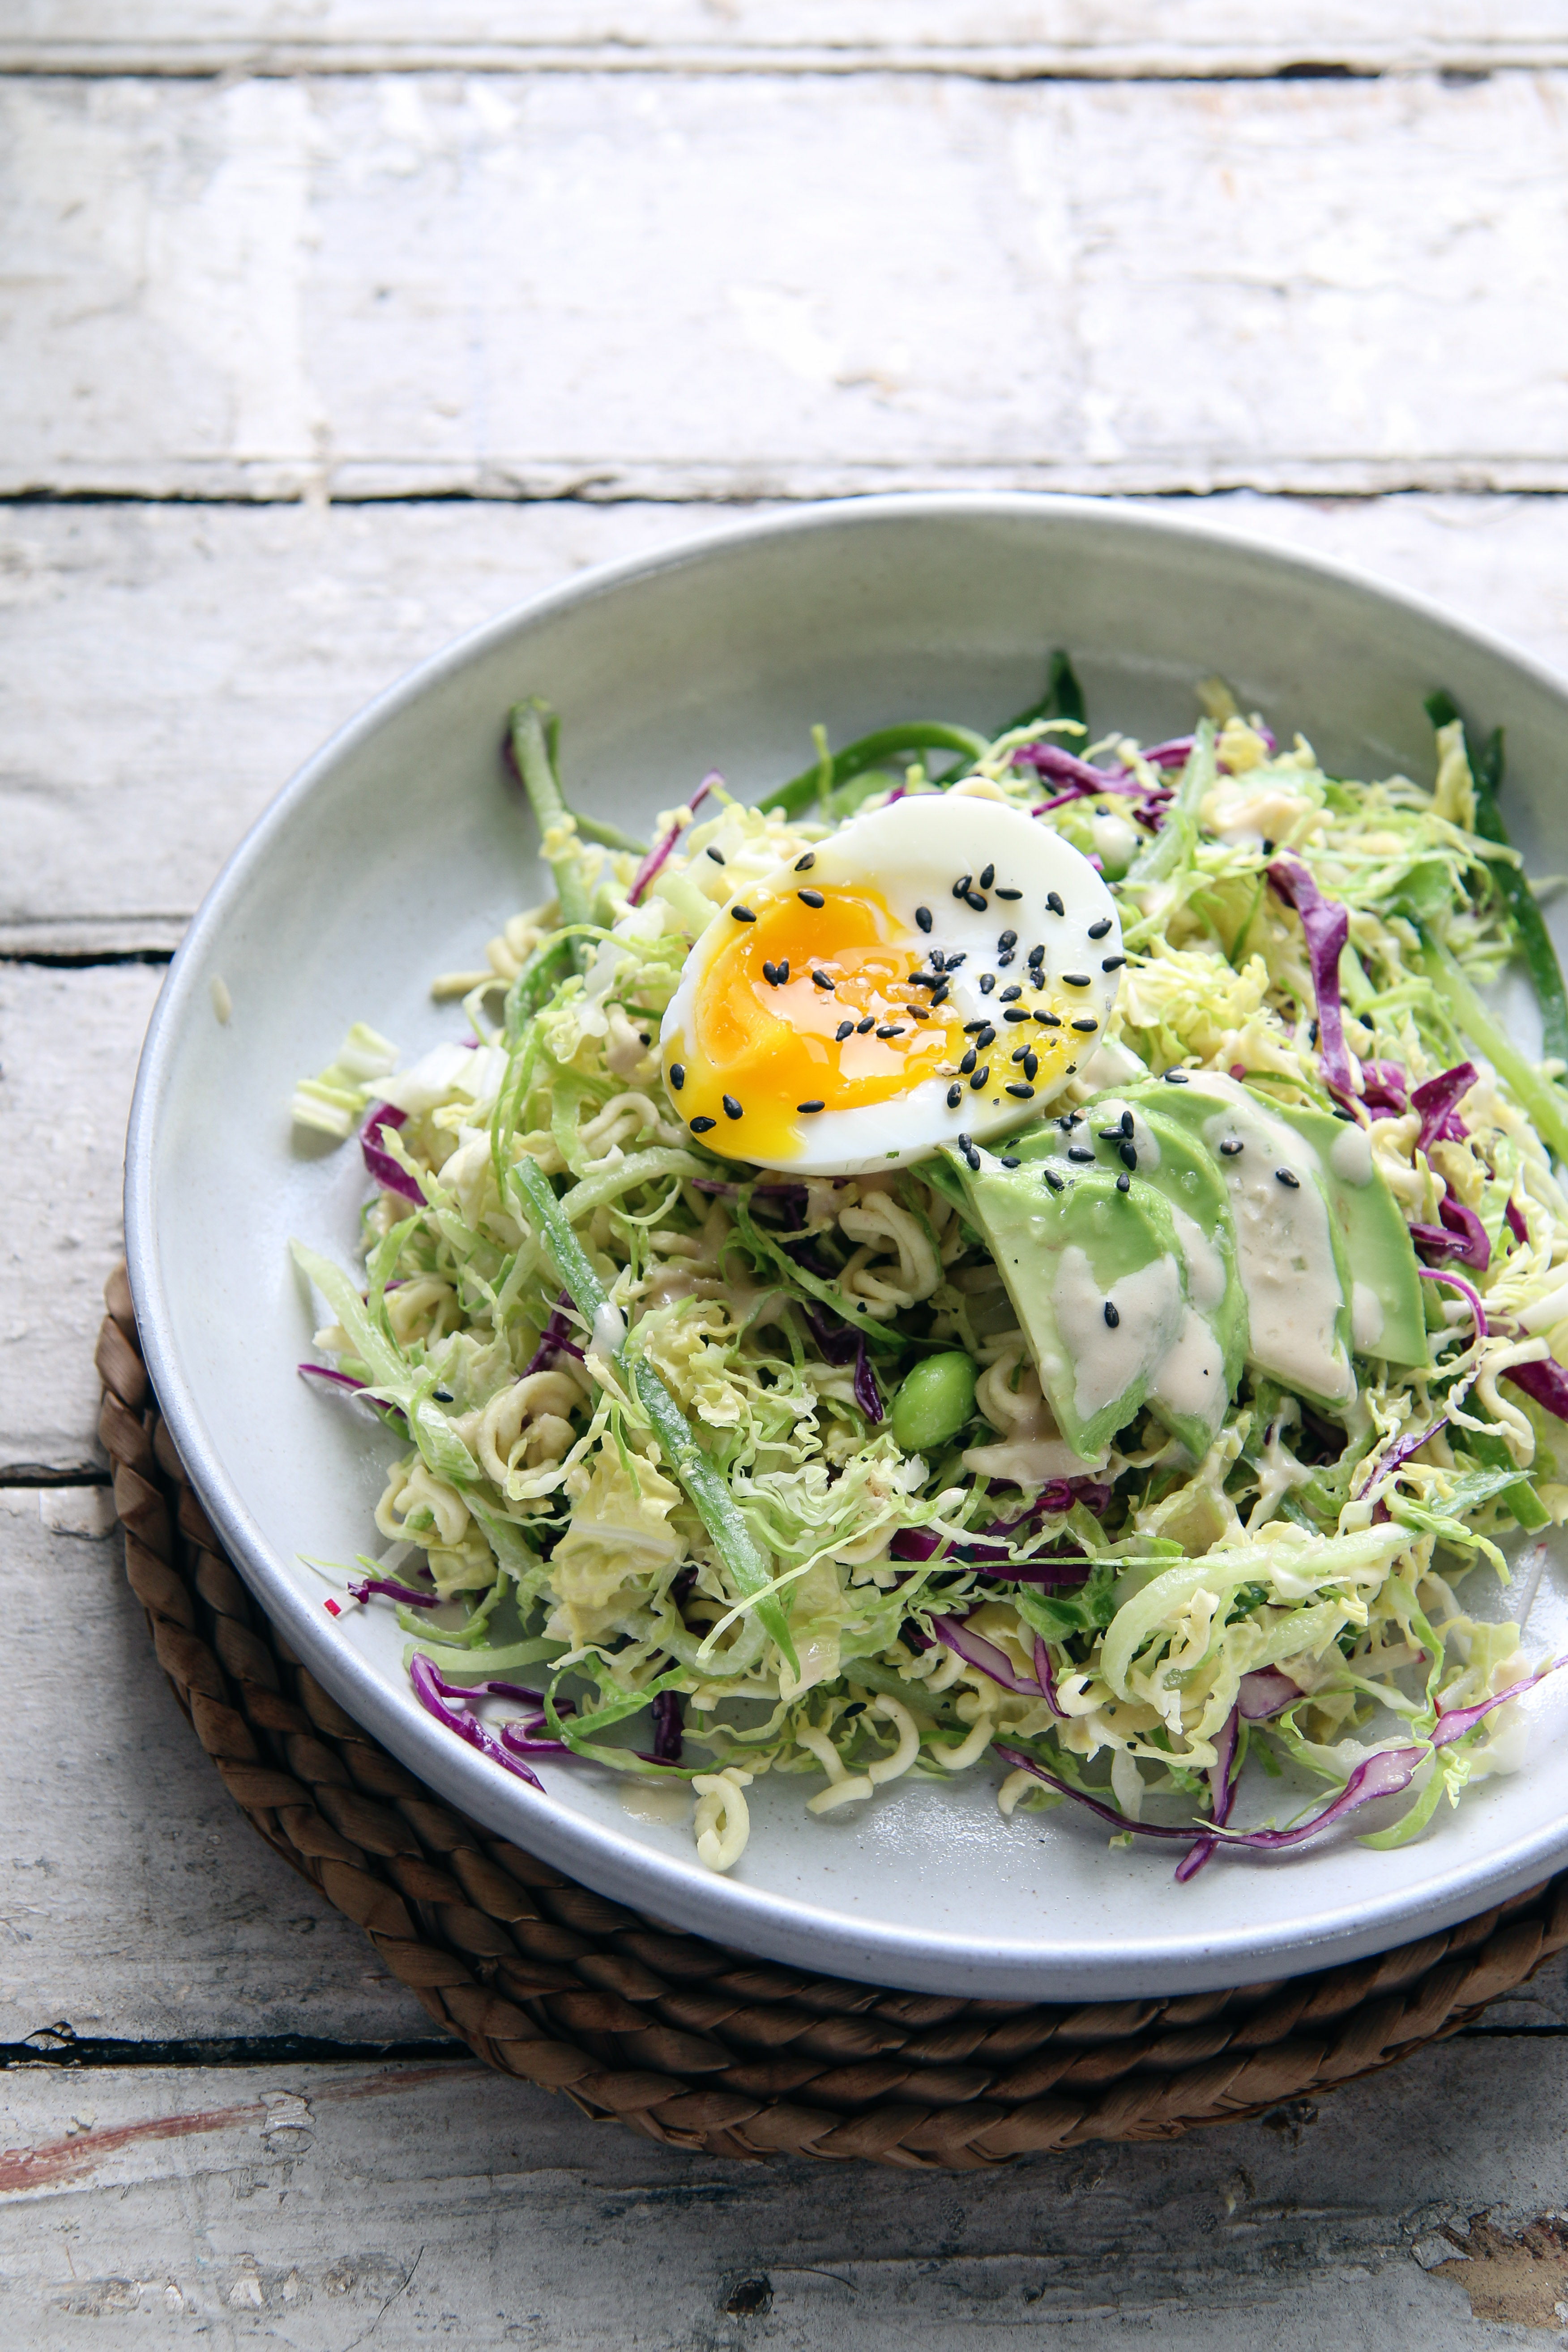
[126,494,1568,1999]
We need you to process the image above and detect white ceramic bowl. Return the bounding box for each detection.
[126,495,1568,1998]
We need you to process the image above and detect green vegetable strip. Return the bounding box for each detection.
[291,1242,481,1488]
[508,698,593,968]
[759,723,991,820]
[1004,647,1087,735]
[508,1157,799,1671]
[732,1194,905,1354]
[1124,719,1217,889]
[575,813,648,855]
[1425,689,1568,1067]
[1418,932,1568,1162]
[503,935,573,1047]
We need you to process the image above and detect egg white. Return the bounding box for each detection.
[660,791,1125,1176]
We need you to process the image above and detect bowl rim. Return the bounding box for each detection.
[124,489,1568,1997]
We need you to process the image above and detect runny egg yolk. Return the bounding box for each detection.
[669,884,1073,1165]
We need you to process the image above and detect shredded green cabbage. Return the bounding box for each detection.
[291,683,1568,1877]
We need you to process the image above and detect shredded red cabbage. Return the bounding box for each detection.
[1359,1415,1448,1525]
[650,1689,684,1762]
[1417,1264,1487,1336]
[1506,1197,1530,1245]
[298,1362,370,1394]
[801,1304,883,1423]
[1032,1633,1068,1721]
[627,775,716,907]
[1359,1061,1410,1120]
[930,1614,1046,1696]
[348,1574,444,1609]
[1410,1195,1491,1271]
[409,1654,560,1792]
[1238,1667,1305,1719]
[1174,1701,1240,1883]
[1011,742,1145,797]
[361,1103,425,1206]
[524,1290,586,1377]
[1504,1356,1568,1425]
[1430,1653,1568,1747]
[1266,857,1355,1095]
[1411,1061,1478,1155]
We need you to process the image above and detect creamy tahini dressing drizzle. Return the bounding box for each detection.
[1152,1309,1227,1432]
[1351,1281,1386,1349]
[1054,1245,1185,1423]
[1194,1091,1352,1402]
[1329,1123,1375,1186]
[1166,1200,1226,1313]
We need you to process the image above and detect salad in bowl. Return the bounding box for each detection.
[291,660,1568,1884]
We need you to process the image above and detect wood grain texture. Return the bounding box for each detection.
[0,2036,1559,2345]
[6,71,1568,503]
[0,963,167,1475]
[0,1503,432,2046]
[7,1,1567,78]
[7,492,1568,942]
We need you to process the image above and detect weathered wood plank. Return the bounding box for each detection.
[0,963,169,1475]
[7,493,1568,942]
[0,2037,1559,2345]
[6,2,1567,78]
[0,1501,433,2046]
[7,73,1568,503]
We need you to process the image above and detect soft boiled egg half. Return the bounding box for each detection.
[659,793,1126,1176]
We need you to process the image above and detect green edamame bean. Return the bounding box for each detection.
[891,1351,977,1453]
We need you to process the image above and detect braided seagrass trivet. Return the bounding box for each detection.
[97,1266,1568,2168]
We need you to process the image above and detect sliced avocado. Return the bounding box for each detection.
[1265,1099,1429,1370]
[1126,1072,1357,1411]
[940,1144,1192,1462]
[1067,1095,1249,1456]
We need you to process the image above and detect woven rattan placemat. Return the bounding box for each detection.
[96,1267,1568,2168]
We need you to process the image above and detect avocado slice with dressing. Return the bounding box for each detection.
[938,1142,1204,1464]
[1264,1097,1429,1368]
[1124,1072,1361,1409]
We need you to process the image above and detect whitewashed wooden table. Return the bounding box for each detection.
[6,8,1568,2341]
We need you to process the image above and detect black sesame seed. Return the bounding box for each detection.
[798,1100,826,1114]
[996,886,1022,901]
[977,1025,996,1048]
[906,1004,930,1020]
[1120,1111,1134,1136]
[915,905,933,932]
[835,1020,855,1041]
[963,1019,989,1034]
[998,929,1018,952]
[947,1083,964,1108]
[953,875,973,900]
[1003,1008,1030,1024]
[944,951,967,969]
[1261,838,1276,856]
[690,1115,717,1133]
[1012,1043,1029,1064]
[979,973,996,995]
[1044,1167,1065,1192]
[1164,1069,1189,1084]
[1087,917,1112,940]
[1059,1112,1081,1129]
[965,890,988,914]
[1276,1168,1301,1189]
[1047,891,1066,916]
[1067,1145,1094,1163]
[1023,1052,1038,1080]
[970,1068,990,1090]
[707,845,726,864]
[1036,1011,1062,1027]
[1104,1300,1120,1328]
[857,1015,876,1035]
[1098,1125,1124,1142]
[1063,973,1091,988]
[1219,1139,1243,1157]
[798,889,826,909]
[812,970,836,990]
[997,951,1014,967]
[876,1024,905,1039]
[1115,1172,1131,1193]
[1000,984,1022,1002]
[961,1048,977,1073]
[931,986,950,1006]
[1027,944,1045,968]
[1119,1140,1137,1170]
[639,1032,651,1046]
[795,852,816,871]
[670,1064,686,1090]
[731,905,757,923]
[964,1146,982,1172]
[1071,1017,1099,1033]
[723,1095,744,1120]
[1006,1082,1035,1099]
[907,972,939,987]
[1102,955,1127,972]
[999,1153,1021,1167]
[980,863,995,889]
[762,960,779,986]
[957,1132,973,1150]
